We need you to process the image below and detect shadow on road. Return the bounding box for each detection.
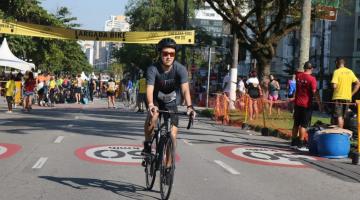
[38,176,160,200]
[0,109,146,140]
[301,159,360,183]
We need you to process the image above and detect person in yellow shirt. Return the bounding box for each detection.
[5,75,16,113]
[331,57,360,128]
[49,76,57,107]
[136,73,147,112]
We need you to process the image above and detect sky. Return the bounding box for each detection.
[40,0,129,31]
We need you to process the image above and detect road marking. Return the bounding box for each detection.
[214,160,240,175]
[183,139,193,146]
[54,136,64,144]
[67,124,74,127]
[32,157,48,169]
[75,116,79,119]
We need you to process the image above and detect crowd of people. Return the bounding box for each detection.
[220,57,360,150]
[0,71,148,113]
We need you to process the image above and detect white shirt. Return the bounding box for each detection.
[246,77,259,87]
[237,80,245,93]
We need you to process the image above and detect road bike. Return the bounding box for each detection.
[143,110,193,200]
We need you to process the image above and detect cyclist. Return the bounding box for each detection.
[142,38,195,157]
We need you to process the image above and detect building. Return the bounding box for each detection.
[329,0,359,74]
[78,40,94,66]
[192,6,224,38]
[93,15,130,71]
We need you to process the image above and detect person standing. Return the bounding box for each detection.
[106,78,116,108]
[222,72,231,96]
[23,72,36,112]
[75,74,83,104]
[5,74,16,113]
[49,76,56,107]
[291,62,320,150]
[126,78,134,105]
[268,74,280,115]
[136,73,147,112]
[287,74,296,112]
[237,76,246,96]
[246,70,262,120]
[89,76,96,102]
[331,57,360,128]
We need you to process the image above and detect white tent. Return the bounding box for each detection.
[0,38,35,72]
[81,71,89,81]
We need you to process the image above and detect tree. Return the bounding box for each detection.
[112,0,197,76]
[202,0,303,79]
[0,0,91,74]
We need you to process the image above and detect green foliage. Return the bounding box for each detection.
[202,0,304,78]
[0,0,91,75]
[112,44,156,74]
[112,0,203,76]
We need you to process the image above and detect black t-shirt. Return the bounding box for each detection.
[147,61,188,101]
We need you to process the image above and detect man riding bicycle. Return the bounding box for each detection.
[142,38,195,156]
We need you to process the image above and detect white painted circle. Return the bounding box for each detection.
[217,146,322,168]
[76,145,143,165]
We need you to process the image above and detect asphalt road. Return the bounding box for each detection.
[0,99,359,200]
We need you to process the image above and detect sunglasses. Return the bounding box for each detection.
[162,51,175,57]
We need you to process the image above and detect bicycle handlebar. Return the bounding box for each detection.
[157,110,194,130]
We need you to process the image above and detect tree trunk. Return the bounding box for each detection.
[298,0,312,71]
[229,34,239,110]
[257,57,272,98]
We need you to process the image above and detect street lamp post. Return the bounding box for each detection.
[206,46,212,108]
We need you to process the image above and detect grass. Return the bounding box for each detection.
[229,109,330,131]
[202,108,358,147]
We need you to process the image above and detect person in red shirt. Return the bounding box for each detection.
[23,72,36,112]
[291,62,321,150]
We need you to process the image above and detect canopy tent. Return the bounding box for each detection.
[0,38,35,71]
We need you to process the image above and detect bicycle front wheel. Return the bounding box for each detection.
[159,137,175,200]
[145,141,157,190]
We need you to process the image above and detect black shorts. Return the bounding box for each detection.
[137,93,146,103]
[75,87,82,94]
[293,105,312,128]
[333,99,350,118]
[6,96,13,104]
[156,100,179,127]
[107,91,115,97]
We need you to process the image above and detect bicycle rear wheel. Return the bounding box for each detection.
[145,140,157,190]
[159,137,175,200]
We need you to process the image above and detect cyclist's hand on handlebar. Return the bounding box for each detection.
[186,105,196,119]
[148,105,158,116]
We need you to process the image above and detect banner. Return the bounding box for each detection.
[0,19,194,44]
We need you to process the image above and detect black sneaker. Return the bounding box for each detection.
[297,140,309,152]
[290,137,300,149]
[141,141,152,156]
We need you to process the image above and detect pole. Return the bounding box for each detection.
[357,100,360,154]
[206,47,212,108]
[320,20,325,98]
[353,100,360,165]
[181,0,188,65]
[298,0,312,71]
